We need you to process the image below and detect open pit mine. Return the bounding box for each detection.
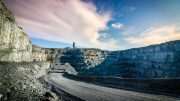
[0,0,180,101]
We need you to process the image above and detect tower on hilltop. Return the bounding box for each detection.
[73,42,75,48]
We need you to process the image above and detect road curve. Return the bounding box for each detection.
[47,73,179,101]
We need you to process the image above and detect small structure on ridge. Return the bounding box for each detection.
[73,42,76,48]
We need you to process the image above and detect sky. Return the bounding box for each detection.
[4,0,180,50]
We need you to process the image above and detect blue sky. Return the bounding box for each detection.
[4,0,180,50]
[92,0,180,49]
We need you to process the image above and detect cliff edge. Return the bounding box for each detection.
[0,1,59,100]
[0,0,47,62]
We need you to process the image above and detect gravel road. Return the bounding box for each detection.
[47,73,179,101]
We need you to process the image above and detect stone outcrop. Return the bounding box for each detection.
[0,1,46,62]
[59,48,107,71]
[45,48,59,62]
[53,40,180,78]
[0,1,32,62]
[86,40,180,78]
[32,45,47,62]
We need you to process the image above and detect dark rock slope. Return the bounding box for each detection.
[87,40,180,78]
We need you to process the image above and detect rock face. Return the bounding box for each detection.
[0,1,32,62]
[0,1,59,100]
[45,48,60,62]
[52,40,180,78]
[32,45,47,62]
[87,40,180,78]
[59,48,107,71]
[0,1,46,62]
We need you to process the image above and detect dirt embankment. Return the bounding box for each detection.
[0,62,59,101]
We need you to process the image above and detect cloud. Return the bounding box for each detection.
[111,23,124,29]
[100,33,111,39]
[120,27,135,36]
[4,0,120,50]
[125,25,180,47]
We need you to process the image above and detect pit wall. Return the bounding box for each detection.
[51,40,180,78]
[0,1,47,62]
[86,40,180,78]
[32,45,47,62]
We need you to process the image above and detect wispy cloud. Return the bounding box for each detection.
[125,25,180,47]
[4,0,120,50]
[100,33,111,39]
[111,23,124,29]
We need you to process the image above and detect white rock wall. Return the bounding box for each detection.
[0,1,47,62]
[32,45,47,62]
[0,1,32,62]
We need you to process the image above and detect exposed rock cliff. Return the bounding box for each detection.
[0,1,33,62]
[32,45,47,62]
[59,48,107,71]
[0,1,59,100]
[51,40,180,78]
[0,1,47,62]
[86,40,180,78]
[45,48,60,62]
